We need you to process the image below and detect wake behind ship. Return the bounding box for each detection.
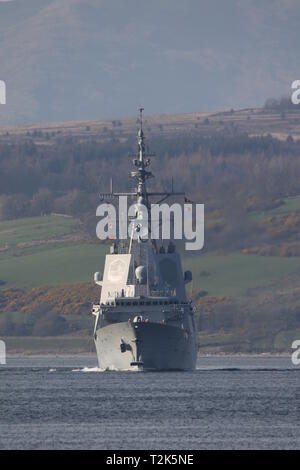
[92,109,198,370]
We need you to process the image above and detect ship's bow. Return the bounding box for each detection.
[95,321,197,371]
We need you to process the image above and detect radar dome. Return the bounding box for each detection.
[94,272,102,284]
[135,265,147,284]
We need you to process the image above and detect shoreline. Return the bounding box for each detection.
[5,352,291,358]
[1,336,292,357]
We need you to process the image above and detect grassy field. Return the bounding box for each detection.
[269,195,300,216]
[1,244,299,296]
[0,214,81,249]
[250,195,300,222]
[0,243,107,289]
[3,336,94,354]
[0,215,107,288]
[183,253,300,297]
[198,329,300,353]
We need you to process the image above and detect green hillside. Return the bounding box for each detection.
[0,215,106,288]
[183,253,300,297]
[0,243,107,290]
[0,215,80,249]
[1,206,300,353]
[0,207,300,296]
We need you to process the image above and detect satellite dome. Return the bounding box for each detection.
[94,271,102,284]
[135,265,147,284]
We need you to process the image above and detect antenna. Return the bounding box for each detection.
[99,108,185,204]
[139,107,144,131]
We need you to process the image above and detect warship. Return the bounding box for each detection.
[92,109,198,370]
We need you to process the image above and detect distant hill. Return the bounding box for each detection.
[0,0,300,125]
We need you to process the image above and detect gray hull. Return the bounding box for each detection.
[95,322,197,371]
